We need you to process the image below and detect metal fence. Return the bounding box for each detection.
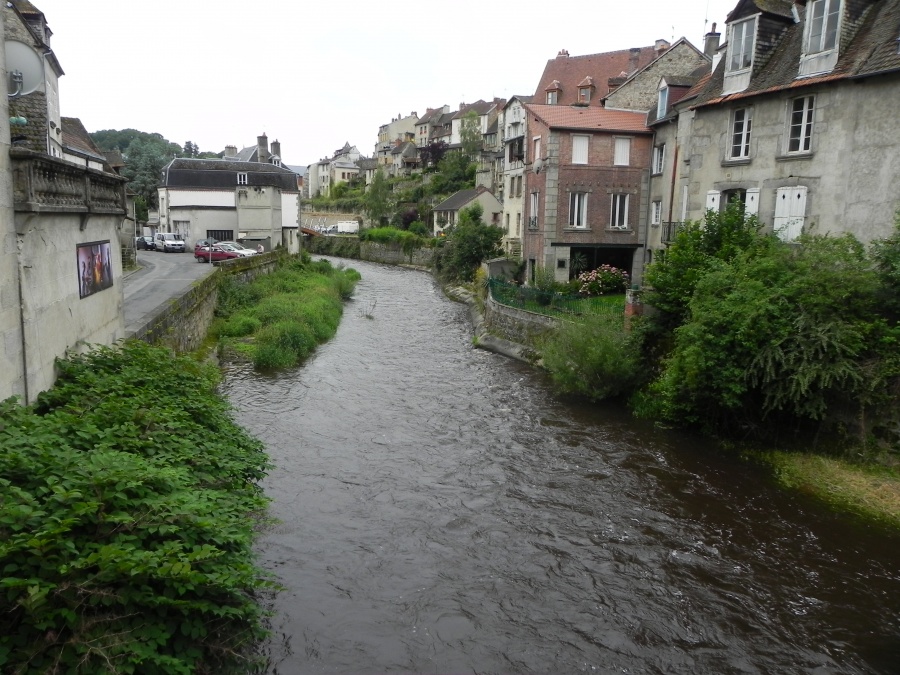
[488,278,625,320]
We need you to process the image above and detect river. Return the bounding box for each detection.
[219,258,900,674]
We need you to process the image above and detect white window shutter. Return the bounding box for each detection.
[774,186,807,241]
[745,188,760,216]
[706,190,720,211]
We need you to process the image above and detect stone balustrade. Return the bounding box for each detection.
[10,148,127,216]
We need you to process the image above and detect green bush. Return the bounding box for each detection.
[0,341,272,673]
[540,314,641,401]
[219,314,261,337]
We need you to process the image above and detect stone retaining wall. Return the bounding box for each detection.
[130,253,280,353]
[360,242,433,267]
[483,293,557,346]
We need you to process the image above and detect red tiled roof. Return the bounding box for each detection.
[533,46,659,106]
[525,104,651,133]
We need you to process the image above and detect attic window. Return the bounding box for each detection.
[657,86,669,119]
[799,0,842,76]
[728,17,756,72]
[807,0,840,54]
[237,172,248,186]
[547,90,558,105]
[578,87,591,103]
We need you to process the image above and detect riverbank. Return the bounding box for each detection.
[445,276,900,530]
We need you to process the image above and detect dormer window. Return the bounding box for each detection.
[657,86,669,119]
[807,0,840,53]
[547,91,558,105]
[578,88,591,103]
[799,0,842,77]
[237,172,248,185]
[728,18,756,72]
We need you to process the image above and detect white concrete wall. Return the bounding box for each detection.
[17,212,125,401]
[169,189,235,208]
[167,208,239,247]
[237,186,281,249]
[281,191,299,230]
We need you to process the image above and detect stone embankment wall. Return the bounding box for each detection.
[130,253,280,352]
[482,294,557,347]
[360,242,433,267]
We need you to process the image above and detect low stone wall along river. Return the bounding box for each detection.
[220,257,900,674]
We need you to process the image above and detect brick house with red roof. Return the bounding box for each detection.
[522,104,653,284]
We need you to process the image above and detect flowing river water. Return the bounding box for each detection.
[220,258,900,675]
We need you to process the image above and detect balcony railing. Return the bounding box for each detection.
[10,148,127,218]
[527,216,538,230]
[661,221,684,244]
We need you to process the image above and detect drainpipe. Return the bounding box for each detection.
[17,258,29,404]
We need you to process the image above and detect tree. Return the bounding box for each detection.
[432,202,503,282]
[183,140,199,157]
[92,129,182,209]
[365,168,391,226]
[460,110,482,162]
[134,195,149,223]
[419,140,448,169]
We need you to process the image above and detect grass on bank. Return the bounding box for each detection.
[757,451,900,529]
[212,256,360,369]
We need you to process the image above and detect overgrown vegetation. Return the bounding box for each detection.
[637,221,900,453]
[0,341,272,673]
[431,203,503,283]
[213,255,360,370]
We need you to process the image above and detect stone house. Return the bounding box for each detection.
[158,136,301,253]
[647,0,900,261]
[1,1,128,403]
[376,112,418,168]
[432,186,503,235]
[522,104,653,284]
[415,105,450,147]
[390,140,419,177]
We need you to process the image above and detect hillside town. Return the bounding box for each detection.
[302,0,900,288]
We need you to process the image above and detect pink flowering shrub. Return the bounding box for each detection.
[577,265,630,296]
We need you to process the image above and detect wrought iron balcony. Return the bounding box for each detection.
[661,221,683,244]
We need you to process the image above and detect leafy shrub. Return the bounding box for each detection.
[540,314,640,401]
[408,221,428,237]
[431,203,503,282]
[0,341,272,673]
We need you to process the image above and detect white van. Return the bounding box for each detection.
[154,232,186,253]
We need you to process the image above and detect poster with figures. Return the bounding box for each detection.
[76,241,113,299]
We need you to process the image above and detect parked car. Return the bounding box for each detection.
[154,232,186,253]
[195,244,242,263]
[216,241,257,256]
[135,235,155,250]
[194,238,218,250]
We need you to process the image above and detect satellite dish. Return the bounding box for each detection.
[5,40,44,97]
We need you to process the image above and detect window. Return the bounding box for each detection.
[730,108,752,159]
[657,87,669,119]
[728,17,756,72]
[516,176,523,197]
[651,200,662,225]
[547,91,558,104]
[572,135,589,164]
[237,172,248,185]
[516,212,521,235]
[569,192,588,228]
[579,87,591,103]
[788,96,815,153]
[652,144,666,174]
[614,137,631,166]
[529,192,539,228]
[610,194,630,229]
[533,137,541,163]
[807,0,840,53]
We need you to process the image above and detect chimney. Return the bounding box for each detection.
[271,140,281,159]
[257,133,269,163]
[224,145,237,159]
[628,47,641,74]
[704,23,721,58]
[557,49,569,57]
[655,39,670,58]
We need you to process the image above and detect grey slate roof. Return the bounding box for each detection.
[693,0,900,108]
[433,187,490,212]
[162,157,298,190]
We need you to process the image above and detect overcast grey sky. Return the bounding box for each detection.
[33,0,737,166]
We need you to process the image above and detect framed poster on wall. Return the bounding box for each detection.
[76,240,113,299]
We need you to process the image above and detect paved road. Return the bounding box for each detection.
[123,249,215,336]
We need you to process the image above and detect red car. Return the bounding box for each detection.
[195,245,241,263]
